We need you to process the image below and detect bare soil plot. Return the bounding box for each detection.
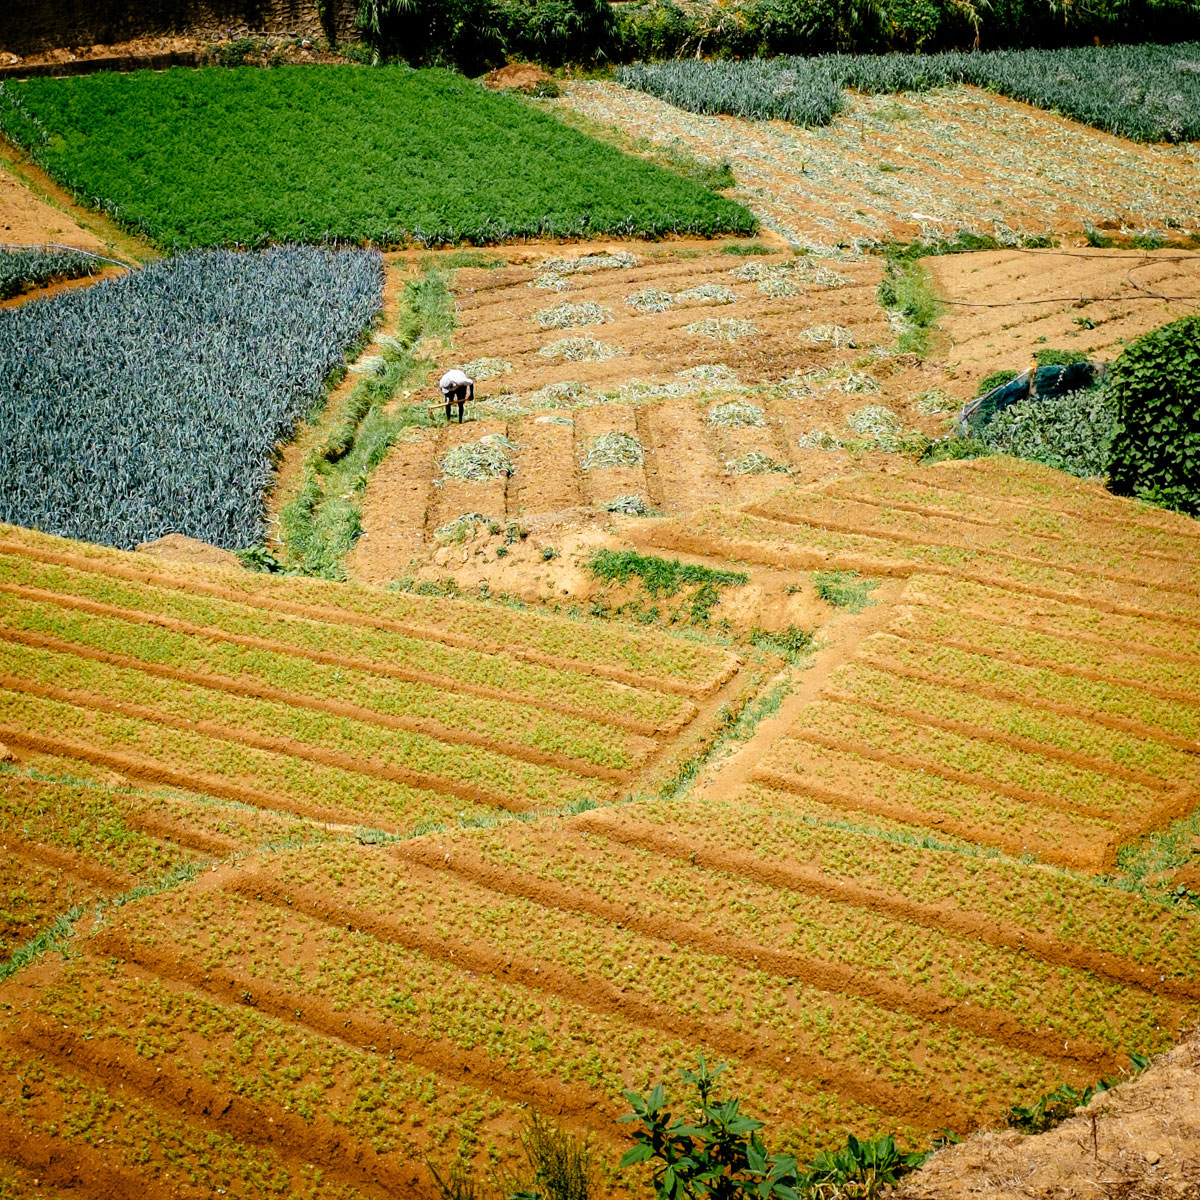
[555,82,1200,250]
[931,246,1200,384]
[350,244,938,584]
[556,81,1200,250]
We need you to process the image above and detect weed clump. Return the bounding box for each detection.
[814,569,879,611]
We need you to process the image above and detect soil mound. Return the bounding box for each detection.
[484,62,554,92]
[135,533,241,568]
[895,1026,1200,1199]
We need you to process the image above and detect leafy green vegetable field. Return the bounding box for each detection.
[619,42,1200,142]
[0,66,756,250]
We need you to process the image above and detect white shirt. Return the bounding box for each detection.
[439,369,473,394]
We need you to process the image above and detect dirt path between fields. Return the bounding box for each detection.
[696,577,907,803]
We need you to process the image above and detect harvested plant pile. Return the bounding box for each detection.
[620,42,1200,142]
[0,246,382,550]
[0,66,756,249]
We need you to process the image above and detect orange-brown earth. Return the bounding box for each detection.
[931,247,1200,379]
[555,82,1200,249]
[2,459,1199,1197]
[349,243,941,588]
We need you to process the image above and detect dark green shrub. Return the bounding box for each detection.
[1034,347,1090,367]
[978,386,1117,478]
[976,369,1019,396]
[1107,314,1200,517]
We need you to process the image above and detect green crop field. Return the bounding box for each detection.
[0,66,756,249]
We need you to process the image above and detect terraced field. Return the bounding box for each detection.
[2,457,1198,1197]
[555,81,1200,249]
[350,243,937,582]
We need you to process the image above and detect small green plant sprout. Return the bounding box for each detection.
[749,625,814,662]
[915,388,959,416]
[813,570,879,612]
[801,324,856,348]
[583,432,644,470]
[724,452,791,476]
[796,428,844,451]
[626,288,676,313]
[675,283,737,305]
[604,494,658,517]
[619,1056,803,1200]
[708,401,765,428]
[539,337,625,362]
[541,546,559,561]
[435,512,492,544]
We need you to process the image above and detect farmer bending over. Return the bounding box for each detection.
[439,369,475,423]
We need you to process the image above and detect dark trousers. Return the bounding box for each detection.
[443,384,472,423]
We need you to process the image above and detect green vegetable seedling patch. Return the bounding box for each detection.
[0,66,757,250]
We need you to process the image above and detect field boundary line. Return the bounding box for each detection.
[0,624,633,782]
[391,838,1116,1073]
[778,728,1155,829]
[0,1107,178,1200]
[90,930,612,1128]
[747,764,1115,871]
[0,578,679,736]
[905,592,1200,669]
[229,868,967,1128]
[740,503,1200,604]
[855,650,1200,755]
[13,1013,413,1200]
[0,673,545,815]
[824,685,1192,794]
[0,541,733,698]
[827,485,1200,567]
[900,467,1200,545]
[885,623,1200,707]
[0,725,385,833]
[573,811,1200,1004]
[0,828,135,890]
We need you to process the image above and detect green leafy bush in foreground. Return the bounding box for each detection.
[0,245,104,299]
[1107,314,1200,517]
[619,42,1200,141]
[0,66,755,250]
[0,246,382,549]
[978,386,1117,479]
[620,1057,926,1199]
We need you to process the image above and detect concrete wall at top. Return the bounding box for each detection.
[1,0,361,57]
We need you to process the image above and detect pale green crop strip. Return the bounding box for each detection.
[864,634,1200,744]
[830,662,1200,787]
[888,607,1200,702]
[464,830,1180,1056]
[0,528,736,688]
[0,553,689,729]
[0,640,607,811]
[758,736,1119,866]
[903,574,1200,662]
[0,596,646,770]
[790,700,1163,820]
[0,689,496,832]
[607,795,1200,983]
[233,845,1065,1117]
